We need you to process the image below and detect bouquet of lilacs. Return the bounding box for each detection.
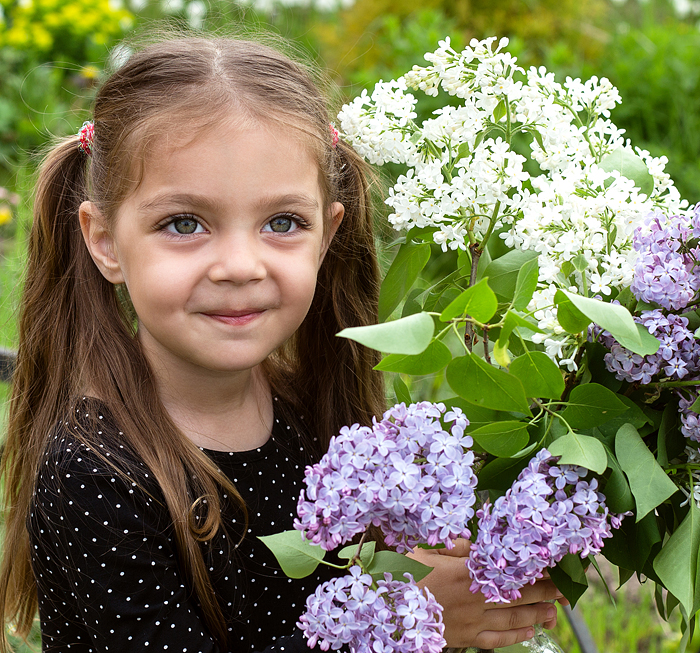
[261,402,625,653]
[330,36,700,649]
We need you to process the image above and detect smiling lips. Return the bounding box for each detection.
[203,309,266,326]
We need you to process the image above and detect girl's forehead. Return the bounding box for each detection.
[120,113,330,209]
[122,117,326,211]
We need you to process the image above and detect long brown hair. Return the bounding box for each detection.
[0,36,384,651]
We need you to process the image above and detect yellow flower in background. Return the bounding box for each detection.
[0,0,134,59]
[0,205,12,226]
[80,64,100,80]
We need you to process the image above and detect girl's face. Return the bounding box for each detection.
[81,118,343,382]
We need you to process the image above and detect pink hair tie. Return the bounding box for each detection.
[329,123,339,149]
[78,120,94,156]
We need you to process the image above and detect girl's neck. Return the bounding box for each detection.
[155,364,274,453]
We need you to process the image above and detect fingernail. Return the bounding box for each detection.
[526,628,535,639]
[547,606,556,619]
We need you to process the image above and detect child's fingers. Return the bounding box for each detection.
[509,579,563,606]
[434,537,471,557]
[483,601,557,634]
[472,626,536,650]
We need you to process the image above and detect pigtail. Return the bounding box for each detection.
[273,139,385,454]
[0,136,94,648]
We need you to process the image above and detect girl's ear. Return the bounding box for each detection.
[79,201,125,285]
[319,201,344,266]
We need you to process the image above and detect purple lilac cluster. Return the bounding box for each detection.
[599,309,700,383]
[678,393,700,443]
[466,449,623,603]
[630,208,700,311]
[298,566,445,653]
[295,402,477,554]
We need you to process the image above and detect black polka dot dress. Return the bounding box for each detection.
[29,401,336,652]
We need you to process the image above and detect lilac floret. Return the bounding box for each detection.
[467,449,627,603]
[295,402,477,553]
[598,309,700,384]
[630,207,700,311]
[297,566,446,652]
[678,391,700,443]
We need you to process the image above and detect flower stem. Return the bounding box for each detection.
[464,243,482,352]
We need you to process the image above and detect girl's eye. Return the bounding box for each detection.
[165,216,204,235]
[264,213,308,234]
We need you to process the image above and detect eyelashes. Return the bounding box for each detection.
[156,212,313,238]
[263,213,312,234]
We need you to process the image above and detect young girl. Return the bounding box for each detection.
[0,35,562,653]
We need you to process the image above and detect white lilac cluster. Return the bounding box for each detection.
[338,36,687,366]
[297,566,445,653]
[466,449,624,603]
[294,402,477,553]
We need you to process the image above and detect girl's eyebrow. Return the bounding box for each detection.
[138,193,222,214]
[253,193,320,213]
[137,192,320,214]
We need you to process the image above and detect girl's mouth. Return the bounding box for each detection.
[203,310,265,326]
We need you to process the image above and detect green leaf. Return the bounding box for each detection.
[483,250,539,301]
[498,311,545,347]
[442,398,510,431]
[602,446,635,513]
[548,431,608,474]
[512,257,539,311]
[554,290,591,334]
[654,502,700,615]
[378,243,431,322]
[689,396,700,414]
[366,550,433,583]
[549,554,588,607]
[492,339,511,367]
[529,126,545,152]
[559,290,660,356]
[598,147,655,197]
[338,312,434,355]
[338,541,376,569]
[597,395,652,439]
[493,98,507,122]
[616,424,678,521]
[469,421,530,457]
[477,456,526,492]
[393,375,412,405]
[258,530,326,578]
[571,253,589,272]
[446,353,532,415]
[440,278,498,323]
[509,351,565,400]
[374,339,451,375]
[560,383,628,429]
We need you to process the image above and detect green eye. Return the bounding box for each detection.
[269,216,293,233]
[172,218,198,234]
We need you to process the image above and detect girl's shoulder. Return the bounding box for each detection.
[39,396,152,487]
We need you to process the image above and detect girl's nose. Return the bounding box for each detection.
[207,231,267,284]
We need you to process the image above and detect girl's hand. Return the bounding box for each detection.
[409,538,567,650]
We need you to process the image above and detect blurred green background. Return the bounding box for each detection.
[1,0,700,649]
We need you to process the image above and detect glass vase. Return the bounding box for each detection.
[520,625,566,653]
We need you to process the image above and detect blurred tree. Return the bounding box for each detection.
[314,0,610,91]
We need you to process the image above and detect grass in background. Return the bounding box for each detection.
[551,562,700,653]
